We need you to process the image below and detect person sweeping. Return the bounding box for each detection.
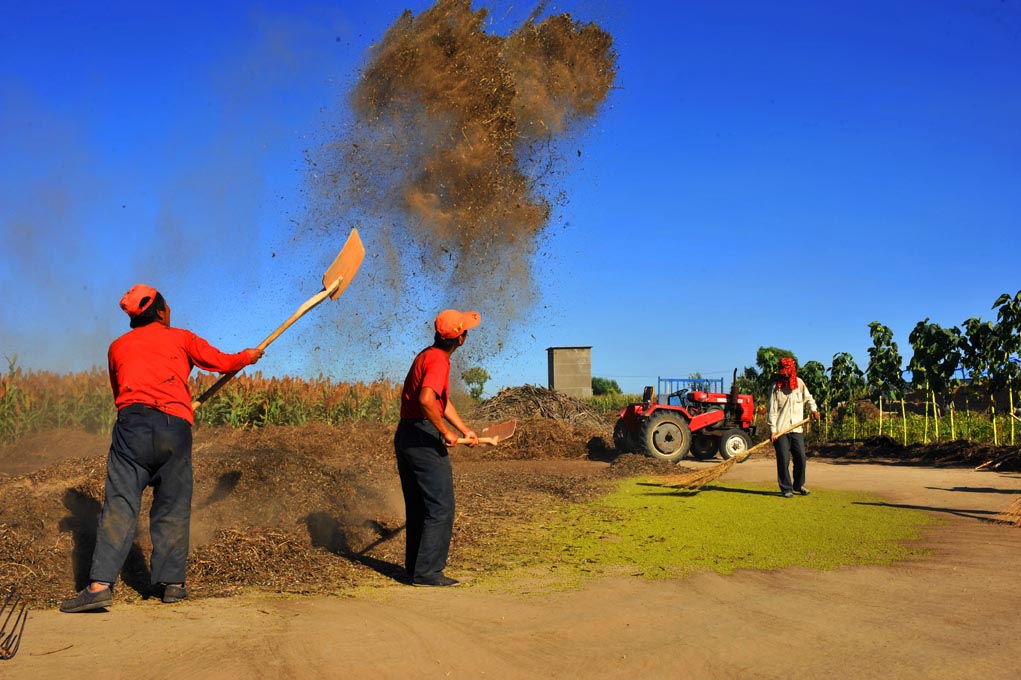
[60,284,263,612]
[394,309,481,587]
[768,357,820,498]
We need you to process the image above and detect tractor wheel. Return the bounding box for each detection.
[613,418,638,452]
[689,434,718,461]
[718,429,753,461]
[639,412,691,463]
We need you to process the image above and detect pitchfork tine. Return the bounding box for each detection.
[0,587,28,660]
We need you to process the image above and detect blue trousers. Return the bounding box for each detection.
[394,419,454,582]
[773,432,807,494]
[90,404,193,586]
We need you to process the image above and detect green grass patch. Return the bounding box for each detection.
[475,479,940,585]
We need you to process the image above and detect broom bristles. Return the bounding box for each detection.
[661,456,738,489]
[658,417,811,491]
[999,497,1021,527]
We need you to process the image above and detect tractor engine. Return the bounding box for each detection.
[683,390,754,429]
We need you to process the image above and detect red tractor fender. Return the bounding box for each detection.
[687,408,725,432]
[619,403,725,434]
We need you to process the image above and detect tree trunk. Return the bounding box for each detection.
[901,397,907,447]
[879,394,884,437]
[1010,388,1016,446]
[991,400,998,446]
[923,381,930,444]
[824,397,830,440]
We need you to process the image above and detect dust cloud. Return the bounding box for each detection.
[303,0,616,374]
[1,8,351,374]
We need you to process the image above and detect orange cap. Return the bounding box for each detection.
[435,309,481,339]
[119,284,159,317]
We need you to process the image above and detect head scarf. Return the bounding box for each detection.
[777,357,798,391]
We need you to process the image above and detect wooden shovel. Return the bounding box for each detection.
[192,229,366,409]
[458,419,517,446]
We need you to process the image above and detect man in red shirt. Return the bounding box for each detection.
[394,309,481,587]
[61,284,263,612]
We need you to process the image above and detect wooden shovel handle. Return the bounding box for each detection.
[456,436,501,446]
[192,283,339,409]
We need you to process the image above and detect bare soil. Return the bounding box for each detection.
[2,419,1020,679]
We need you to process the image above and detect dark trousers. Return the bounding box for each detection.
[90,404,193,586]
[394,420,454,582]
[773,432,807,493]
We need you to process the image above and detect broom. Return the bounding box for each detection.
[659,418,811,490]
[1000,498,1021,528]
[994,410,1021,526]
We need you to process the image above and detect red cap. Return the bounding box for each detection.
[120,284,159,317]
[435,309,481,339]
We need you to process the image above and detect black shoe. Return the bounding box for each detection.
[60,586,113,613]
[412,576,460,588]
[161,584,188,604]
[782,491,794,498]
[796,488,810,496]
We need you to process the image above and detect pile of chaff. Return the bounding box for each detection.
[472,385,606,429]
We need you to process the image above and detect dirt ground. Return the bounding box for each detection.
[3,434,1020,678]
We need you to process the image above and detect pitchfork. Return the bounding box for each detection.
[0,586,27,660]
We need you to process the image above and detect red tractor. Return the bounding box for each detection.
[613,373,757,463]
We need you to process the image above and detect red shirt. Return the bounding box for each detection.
[400,347,450,419]
[108,323,255,424]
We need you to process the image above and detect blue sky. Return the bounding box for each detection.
[2,0,1019,396]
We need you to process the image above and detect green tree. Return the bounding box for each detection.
[993,290,1021,444]
[591,376,622,396]
[829,352,865,440]
[960,317,1000,443]
[908,318,962,441]
[462,366,491,401]
[734,366,760,400]
[866,321,905,439]
[799,360,830,437]
[742,347,798,403]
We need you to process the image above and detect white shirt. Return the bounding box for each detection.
[767,378,818,434]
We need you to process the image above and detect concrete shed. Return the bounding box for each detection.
[547,346,592,398]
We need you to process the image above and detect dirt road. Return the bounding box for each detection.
[7,458,1021,680]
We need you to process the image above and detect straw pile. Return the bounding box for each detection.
[0,413,625,606]
[472,385,606,429]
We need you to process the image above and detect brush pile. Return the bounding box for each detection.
[472,385,607,430]
[0,402,634,607]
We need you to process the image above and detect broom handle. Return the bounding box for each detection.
[737,417,812,461]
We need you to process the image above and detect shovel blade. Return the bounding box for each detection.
[323,229,366,300]
[482,419,517,442]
